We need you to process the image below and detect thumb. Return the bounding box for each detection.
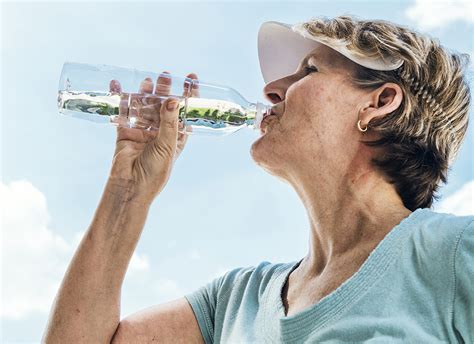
[154,97,181,156]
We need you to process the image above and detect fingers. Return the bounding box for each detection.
[129,95,141,123]
[109,79,122,93]
[130,73,169,130]
[189,73,200,98]
[118,93,129,119]
[154,97,180,156]
[177,124,192,145]
[139,71,171,131]
[139,77,154,94]
[174,122,193,163]
[134,77,157,129]
[177,120,192,138]
[180,73,199,134]
[112,73,192,140]
[155,71,172,97]
[109,80,128,127]
[177,121,185,144]
[183,73,200,98]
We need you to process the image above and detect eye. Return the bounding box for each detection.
[304,65,319,75]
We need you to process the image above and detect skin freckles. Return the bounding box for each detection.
[251,47,364,180]
[250,43,411,316]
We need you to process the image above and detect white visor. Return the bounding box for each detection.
[258,21,404,83]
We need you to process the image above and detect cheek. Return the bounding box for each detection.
[287,82,321,117]
[306,83,356,133]
[286,83,355,151]
[286,83,329,133]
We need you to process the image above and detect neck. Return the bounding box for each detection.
[286,165,411,279]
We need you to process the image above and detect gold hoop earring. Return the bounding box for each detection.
[357,120,368,133]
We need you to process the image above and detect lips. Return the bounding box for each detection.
[262,108,273,120]
[260,114,278,134]
[260,107,280,135]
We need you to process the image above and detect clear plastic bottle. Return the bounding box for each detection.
[57,62,271,136]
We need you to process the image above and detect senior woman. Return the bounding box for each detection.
[43,16,472,343]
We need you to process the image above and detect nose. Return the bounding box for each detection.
[263,78,289,104]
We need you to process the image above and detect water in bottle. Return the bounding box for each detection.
[57,63,271,137]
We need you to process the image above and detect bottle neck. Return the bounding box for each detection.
[247,102,271,130]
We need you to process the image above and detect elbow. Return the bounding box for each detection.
[110,321,134,344]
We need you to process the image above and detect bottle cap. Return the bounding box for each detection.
[254,102,271,130]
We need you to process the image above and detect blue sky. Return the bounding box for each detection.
[1,1,473,342]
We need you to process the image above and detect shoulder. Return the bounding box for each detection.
[412,207,473,231]
[453,215,474,266]
[450,215,474,340]
[216,260,295,298]
[407,208,473,249]
[398,208,473,279]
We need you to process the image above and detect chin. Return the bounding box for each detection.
[250,134,268,164]
[250,135,283,173]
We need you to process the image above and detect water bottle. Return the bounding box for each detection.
[57,62,271,137]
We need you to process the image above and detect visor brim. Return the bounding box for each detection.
[257,21,404,84]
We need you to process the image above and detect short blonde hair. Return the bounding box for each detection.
[300,15,471,210]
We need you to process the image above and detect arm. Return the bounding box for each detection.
[43,74,199,343]
[42,180,206,343]
[111,297,204,344]
[42,181,151,343]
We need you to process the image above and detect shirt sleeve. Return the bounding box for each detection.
[453,219,474,342]
[185,274,225,344]
[184,264,260,344]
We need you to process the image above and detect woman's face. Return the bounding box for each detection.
[250,44,371,182]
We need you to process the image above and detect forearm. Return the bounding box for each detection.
[42,179,151,343]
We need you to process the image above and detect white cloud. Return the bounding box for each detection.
[405,0,473,30]
[129,252,150,273]
[435,181,474,216]
[0,180,150,320]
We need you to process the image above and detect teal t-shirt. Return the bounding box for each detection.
[185,208,474,343]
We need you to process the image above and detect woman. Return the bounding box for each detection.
[43,16,473,343]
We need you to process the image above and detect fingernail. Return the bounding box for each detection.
[166,98,179,111]
[109,80,121,92]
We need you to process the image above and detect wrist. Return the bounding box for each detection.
[103,178,154,207]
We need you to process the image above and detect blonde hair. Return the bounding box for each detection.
[300,15,471,211]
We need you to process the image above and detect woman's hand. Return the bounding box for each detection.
[106,72,198,204]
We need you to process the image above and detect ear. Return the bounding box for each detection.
[358,83,403,128]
